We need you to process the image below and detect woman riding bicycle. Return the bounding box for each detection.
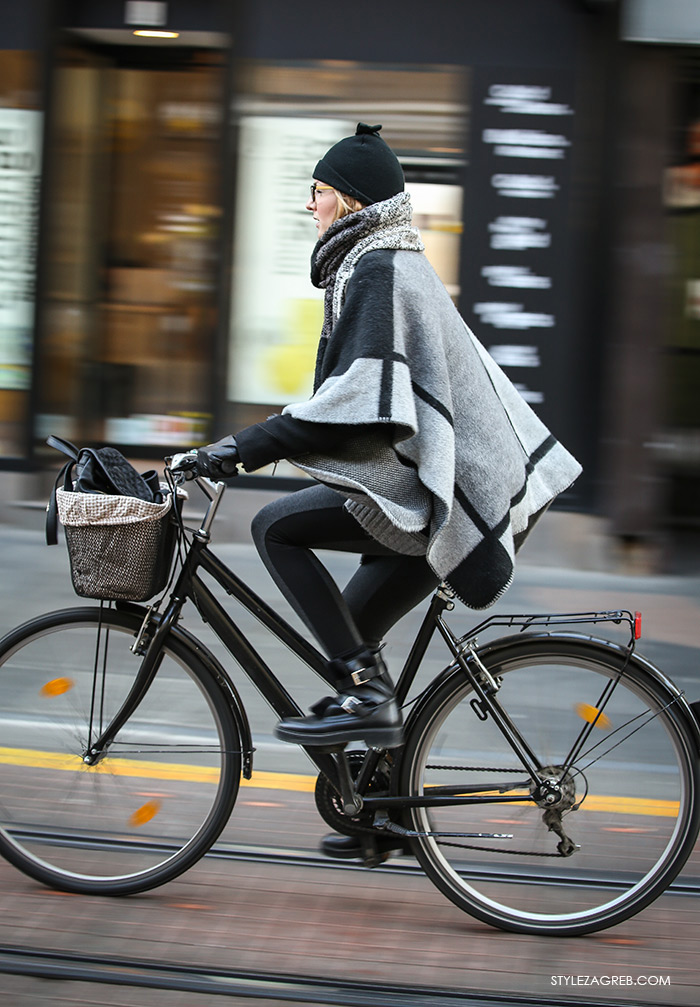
[194,123,582,752]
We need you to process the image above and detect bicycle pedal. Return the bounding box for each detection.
[360,837,396,868]
[362,851,391,868]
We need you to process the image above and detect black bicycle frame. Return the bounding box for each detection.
[84,532,449,790]
[84,516,630,812]
[184,539,455,785]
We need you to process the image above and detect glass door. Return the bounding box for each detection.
[36,39,226,453]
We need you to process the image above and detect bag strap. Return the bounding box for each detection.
[46,435,80,463]
[46,460,73,546]
[46,436,82,545]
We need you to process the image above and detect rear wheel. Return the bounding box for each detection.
[400,635,700,936]
[0,607,241,894]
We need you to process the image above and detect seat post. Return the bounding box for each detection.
[394,586,453,705]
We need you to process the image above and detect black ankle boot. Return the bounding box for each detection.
[320,831,411,862]
[274,650,403,748]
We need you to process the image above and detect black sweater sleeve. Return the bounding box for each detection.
[234,414,382,472]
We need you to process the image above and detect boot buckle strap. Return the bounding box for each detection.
[336,665,381,691]
[339,694,366,716]
[350,668,370,687]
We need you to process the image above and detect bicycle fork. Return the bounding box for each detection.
[82,602,176,766]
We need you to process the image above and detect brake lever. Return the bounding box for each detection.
[167,451,198,481]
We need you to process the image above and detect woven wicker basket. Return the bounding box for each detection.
[56,488,178,601]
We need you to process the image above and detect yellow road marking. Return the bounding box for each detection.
[0,746,679,813]
[0,746,316,792]
[574,794,679,817]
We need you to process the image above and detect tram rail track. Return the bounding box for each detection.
[0,944,656,1006]
[8,827,700,896]
[2,832,695,1004]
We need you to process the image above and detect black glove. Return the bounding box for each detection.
[196,435,241,479]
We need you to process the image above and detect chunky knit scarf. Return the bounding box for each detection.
[284,194,582,609]
[310,193,423,390]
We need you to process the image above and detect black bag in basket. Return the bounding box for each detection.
[48,434,158,500]
[46,437,179,601]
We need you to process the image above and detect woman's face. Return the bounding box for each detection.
[307,180,337,237]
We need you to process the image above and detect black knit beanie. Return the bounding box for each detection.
[313,123,405,206]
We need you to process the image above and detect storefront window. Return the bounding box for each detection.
[663,65,700,521]
[0,51,42,458]
[36,43,226,451]
[225,60,467,476]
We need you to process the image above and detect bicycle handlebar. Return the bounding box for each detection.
[168,450,199,477]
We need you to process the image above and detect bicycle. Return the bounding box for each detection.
[0,463,698,938]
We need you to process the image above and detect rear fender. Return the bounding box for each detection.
[399,630,700,762]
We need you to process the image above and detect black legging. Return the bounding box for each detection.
[251,484,439,660]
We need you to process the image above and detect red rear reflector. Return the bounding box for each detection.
[634,611,642,640]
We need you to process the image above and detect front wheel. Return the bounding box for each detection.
[399,635,700,936]
[0,607,241,895]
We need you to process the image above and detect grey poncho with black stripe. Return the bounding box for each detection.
[283,192,582,608]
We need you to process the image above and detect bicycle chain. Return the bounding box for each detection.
[426,764,524,773]
[435,838,568,857]
[335,763,574,857]
[421,762,576,856]
[381,812,572,858]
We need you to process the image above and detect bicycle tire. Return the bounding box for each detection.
[399,633,700,936]
[0,606,242,895]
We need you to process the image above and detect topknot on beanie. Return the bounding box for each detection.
[313,123,405,206]
[356,122,381,136]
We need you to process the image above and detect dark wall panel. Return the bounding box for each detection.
[1,0,49,48]
[236,0,584,67]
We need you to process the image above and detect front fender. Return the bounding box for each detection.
[171,623,255,779]
[116,601,255,778]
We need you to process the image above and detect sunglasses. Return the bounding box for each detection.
[310,183,335,201]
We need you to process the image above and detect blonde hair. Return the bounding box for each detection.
[333,190,365,223]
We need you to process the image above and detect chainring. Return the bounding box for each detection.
[314,750,392,837]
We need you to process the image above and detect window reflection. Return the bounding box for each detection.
[36,46,225,449]
[0,51,42,457]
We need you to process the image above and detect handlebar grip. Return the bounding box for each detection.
[169,450,198,474]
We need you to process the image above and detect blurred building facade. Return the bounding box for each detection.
[1,0,700,557]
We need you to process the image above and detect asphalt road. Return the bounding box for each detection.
[1,518,700,1004]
